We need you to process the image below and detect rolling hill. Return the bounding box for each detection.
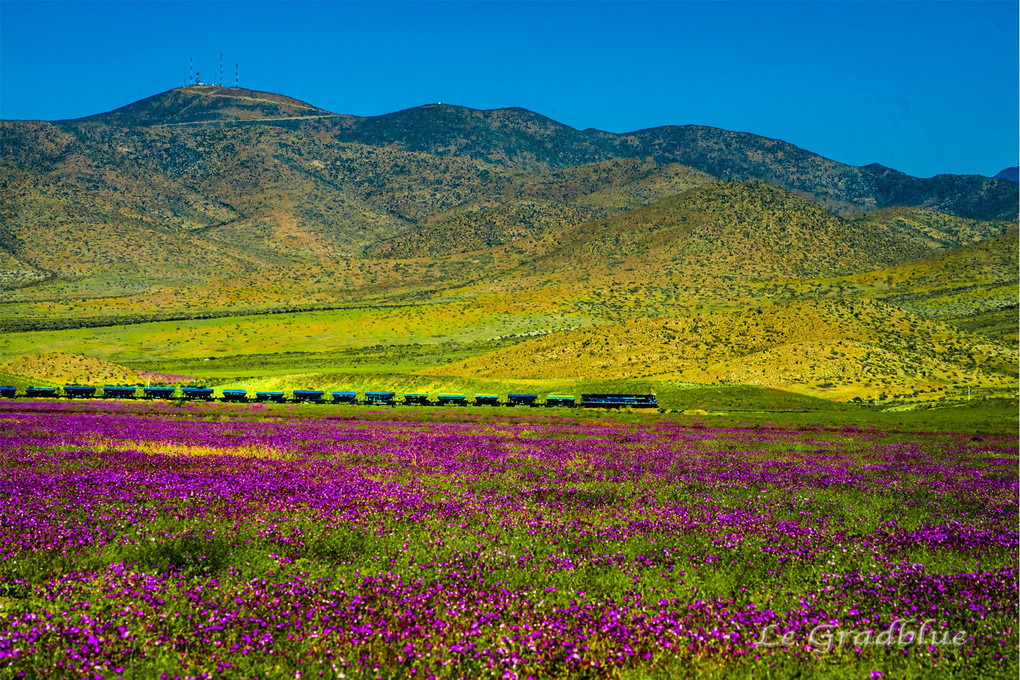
[846,225,1019,343]
[847,207,1014,251]
[519,181,932,282]
[422,299,1016,401]
[366,159,715,257]
[1,352,144,386]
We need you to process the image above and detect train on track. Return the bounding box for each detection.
[0,385,658,409]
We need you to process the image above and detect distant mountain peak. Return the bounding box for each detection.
[993,166,1018,183]
[71,86,335,127]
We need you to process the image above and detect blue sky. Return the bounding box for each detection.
[1,1,1016,177]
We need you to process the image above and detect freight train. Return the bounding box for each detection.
[0,385,657,409]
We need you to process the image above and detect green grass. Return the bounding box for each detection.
[0,303,586,365]
[127,337,538,379]
[674,401,1019,437]
[0,370,58,390]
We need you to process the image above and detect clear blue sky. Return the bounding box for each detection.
[1,1,1016,177]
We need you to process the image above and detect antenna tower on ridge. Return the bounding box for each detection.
[219,53,224,86]
[188,56,193,87]
[235,63,239,88]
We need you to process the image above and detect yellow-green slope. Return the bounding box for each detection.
[423,300,1016,401]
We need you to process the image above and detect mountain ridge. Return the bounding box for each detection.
[993,166,1018,183]
[9,86,1012,221]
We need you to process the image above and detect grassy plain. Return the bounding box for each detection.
[0,301,586,363]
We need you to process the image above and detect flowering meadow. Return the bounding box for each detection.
[0,401,1016,679]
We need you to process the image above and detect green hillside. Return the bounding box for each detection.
[0,370,57,391]
[524,181,930,282]
[848,206,1014,250]
[366,160,714,257]
[803,225,1020,342]
[424,299,1016,402]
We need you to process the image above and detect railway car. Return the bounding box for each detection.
[64,385,97,398]
[103,386,137,399]
[473,394,500,406]
[144,387,176,399]
[0,381,663,412]
[507,393,538,407]
[580,394,658,409]
[182,387,214,401]
[545,395,576,408]
[26,386,58,398]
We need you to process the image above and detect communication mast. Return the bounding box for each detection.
[182,55,236,88]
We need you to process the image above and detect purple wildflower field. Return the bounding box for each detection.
[0,401,1016,679]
